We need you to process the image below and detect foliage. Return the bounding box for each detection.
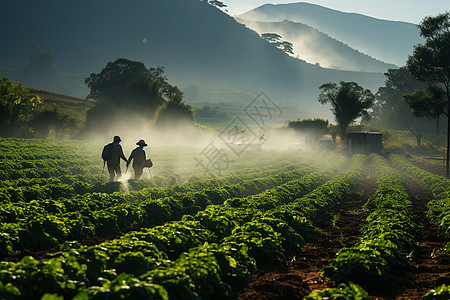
[261,33,294,55]
[391,154,450,235]
[207,0,227,10]
[154,86,195,127]
[0,138,369,299]
[322,154,415,288]
[83,58,184,136]
[401,86,446,146]
[318,81,375,141]
[407,12,450,176]
[195,106,230,123]
[0,78,42,137]
[305,282,370,300]
[28,107,78,139]
[370,67,434,135]
[285,118,329,144]
[421,284,450,300]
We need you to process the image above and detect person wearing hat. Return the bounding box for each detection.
[127,139,148,179]
[102,136,128,182]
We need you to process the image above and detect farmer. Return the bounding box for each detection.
[102,136,128,182]
[127,139,148,180]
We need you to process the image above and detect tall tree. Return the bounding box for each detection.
[371,67,428,130]
[85,58,148,103]
[406,12,450,177]
[402,87,446,146]
[83,58,173,135]
[318,81,375,142]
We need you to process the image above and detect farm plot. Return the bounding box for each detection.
[1,138,449,299]
[0,137,348,299]
[238,154,450,300]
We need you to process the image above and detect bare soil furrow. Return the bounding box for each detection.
[237,178,376,299]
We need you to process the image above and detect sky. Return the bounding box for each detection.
[223,0,450,24]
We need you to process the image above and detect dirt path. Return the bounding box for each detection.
[237,177,376,299]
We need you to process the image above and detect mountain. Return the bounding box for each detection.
[237,2,423,66]
[236,18,398,73]
[0,0,384,115]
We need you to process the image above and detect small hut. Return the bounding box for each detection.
[347,132,382,154]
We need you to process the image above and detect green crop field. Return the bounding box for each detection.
[0,138,449,299]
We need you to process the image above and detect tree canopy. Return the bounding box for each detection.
[286,118,329,143]
[318,81,375,141]
[0,78,41,137]
[403,87,446,119]
[406,11,450,176]
[154,86,195,127]
[261,33,294,55]
[370,67,429,130]
[82,58,196,137]
[208,0,227,9]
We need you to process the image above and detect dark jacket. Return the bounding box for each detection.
[128,147,146,168]
[108,142,127,166]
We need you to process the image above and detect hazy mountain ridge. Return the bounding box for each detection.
[237,2,422,66]
[0,0,384,115]
[237,18,398,72]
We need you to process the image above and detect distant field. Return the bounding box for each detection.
[29,88,94,121]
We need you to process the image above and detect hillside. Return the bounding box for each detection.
[237,18,398,72]
[237,2,422,66]
[29,88,94,121]
[0,0,384,115]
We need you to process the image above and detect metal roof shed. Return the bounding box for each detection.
[347,132,382,153]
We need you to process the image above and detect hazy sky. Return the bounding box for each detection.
[224,0,450,24]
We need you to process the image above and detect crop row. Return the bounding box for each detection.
[0,139,314,194]
[0,154,367,299]
[0,148,349,256]
[0,138,305,182]
[390,154,450,236]
[322,154,417,289]
[305,282,450,299]
[388,154,450,298]
[0,162,331,257]
[0,161,305,204]
[307,154,450,299]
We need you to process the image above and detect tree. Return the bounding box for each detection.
[208,0,227,10]
[85,58,148,103]
[154,86,195,127]
[402,87,446,146]
[371,67,428,130]
[0,77,41,137]
[29,107,78,139]
[261,33,294,55]
[406,12,450,176]
[84,58,171,111]
[286,118,329,144]
[83,58,178,136]
[195,106,230,123]
[318,81,375,142]
[19,44,61,92]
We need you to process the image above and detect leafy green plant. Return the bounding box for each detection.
[421,284,450,299]
[305,282,370,300]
